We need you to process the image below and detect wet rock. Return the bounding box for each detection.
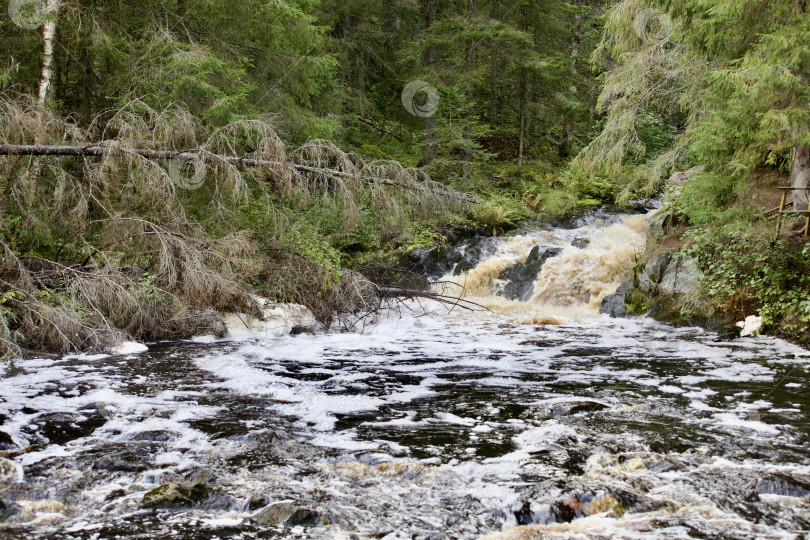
[751,477,810,498]
[519,338,565,348]
[247,495,269,511]
[252,501,330,528]
[498,246,562,301]
[30,412,106,445]
[599,281,632,318]
[252,500,295,526]
[78,401,115,420]
[515,500,576,525]
[453,236,500,275]
[285,507,331,527]
[140,472,212,508]
[0,431,16,451]
[405,246,462,278]
[571,237,590,249]
[93,457,149,473]
[550,401,608,417]
[131,430,176,442]
[0,499,22,522]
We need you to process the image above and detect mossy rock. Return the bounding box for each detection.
[140,479,210,508]
[624,287,656,315]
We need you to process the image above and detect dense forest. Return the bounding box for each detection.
[1,0,810,357]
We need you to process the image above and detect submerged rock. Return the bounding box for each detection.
[550,401,609,417]
[29,412,106,445]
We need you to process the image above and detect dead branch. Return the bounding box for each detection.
[376,286,488,312]
[0,143,480,204]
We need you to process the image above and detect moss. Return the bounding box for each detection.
[624,287,656,315]
[140,480,211,508]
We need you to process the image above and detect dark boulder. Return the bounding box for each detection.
[599,281,633,318]
[453,236,501,276]
[498,246,562,301]
[405,245,462,278]
[571,237,590,249]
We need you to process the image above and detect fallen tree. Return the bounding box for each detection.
[0,143,480,205]
[0,96,482,358]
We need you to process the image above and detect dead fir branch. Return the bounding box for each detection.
[0,144,481,205]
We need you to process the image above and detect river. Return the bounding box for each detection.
[1,211,809,539]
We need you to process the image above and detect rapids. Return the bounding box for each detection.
[1,211,809,539]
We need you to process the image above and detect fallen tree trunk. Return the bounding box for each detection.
[0,144,480,203]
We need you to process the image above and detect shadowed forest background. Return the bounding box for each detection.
[2,0,810,356]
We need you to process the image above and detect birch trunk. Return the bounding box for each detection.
[38,0,61,105]
[791,145,810,210]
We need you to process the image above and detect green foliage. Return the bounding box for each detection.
[470,200,520,234]
[673,172,739,224]
[685,226,810,339]
[635,111,677,162]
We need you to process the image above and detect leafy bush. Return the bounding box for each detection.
[685,225,810,341]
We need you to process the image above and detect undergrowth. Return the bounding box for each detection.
[684,223,810,343]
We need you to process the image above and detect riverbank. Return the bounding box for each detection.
[598,168,810,347]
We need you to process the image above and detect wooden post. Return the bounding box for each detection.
[774,190,787,243]
[805,196,810,237]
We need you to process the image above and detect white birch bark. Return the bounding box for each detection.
[38,0,61,105]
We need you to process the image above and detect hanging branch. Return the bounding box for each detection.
[0,143,481,204]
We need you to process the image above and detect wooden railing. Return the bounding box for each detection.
[774,187,810,242]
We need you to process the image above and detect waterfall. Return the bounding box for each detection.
[441,214,646,322]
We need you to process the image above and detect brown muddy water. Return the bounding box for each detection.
[1,212,809,539]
